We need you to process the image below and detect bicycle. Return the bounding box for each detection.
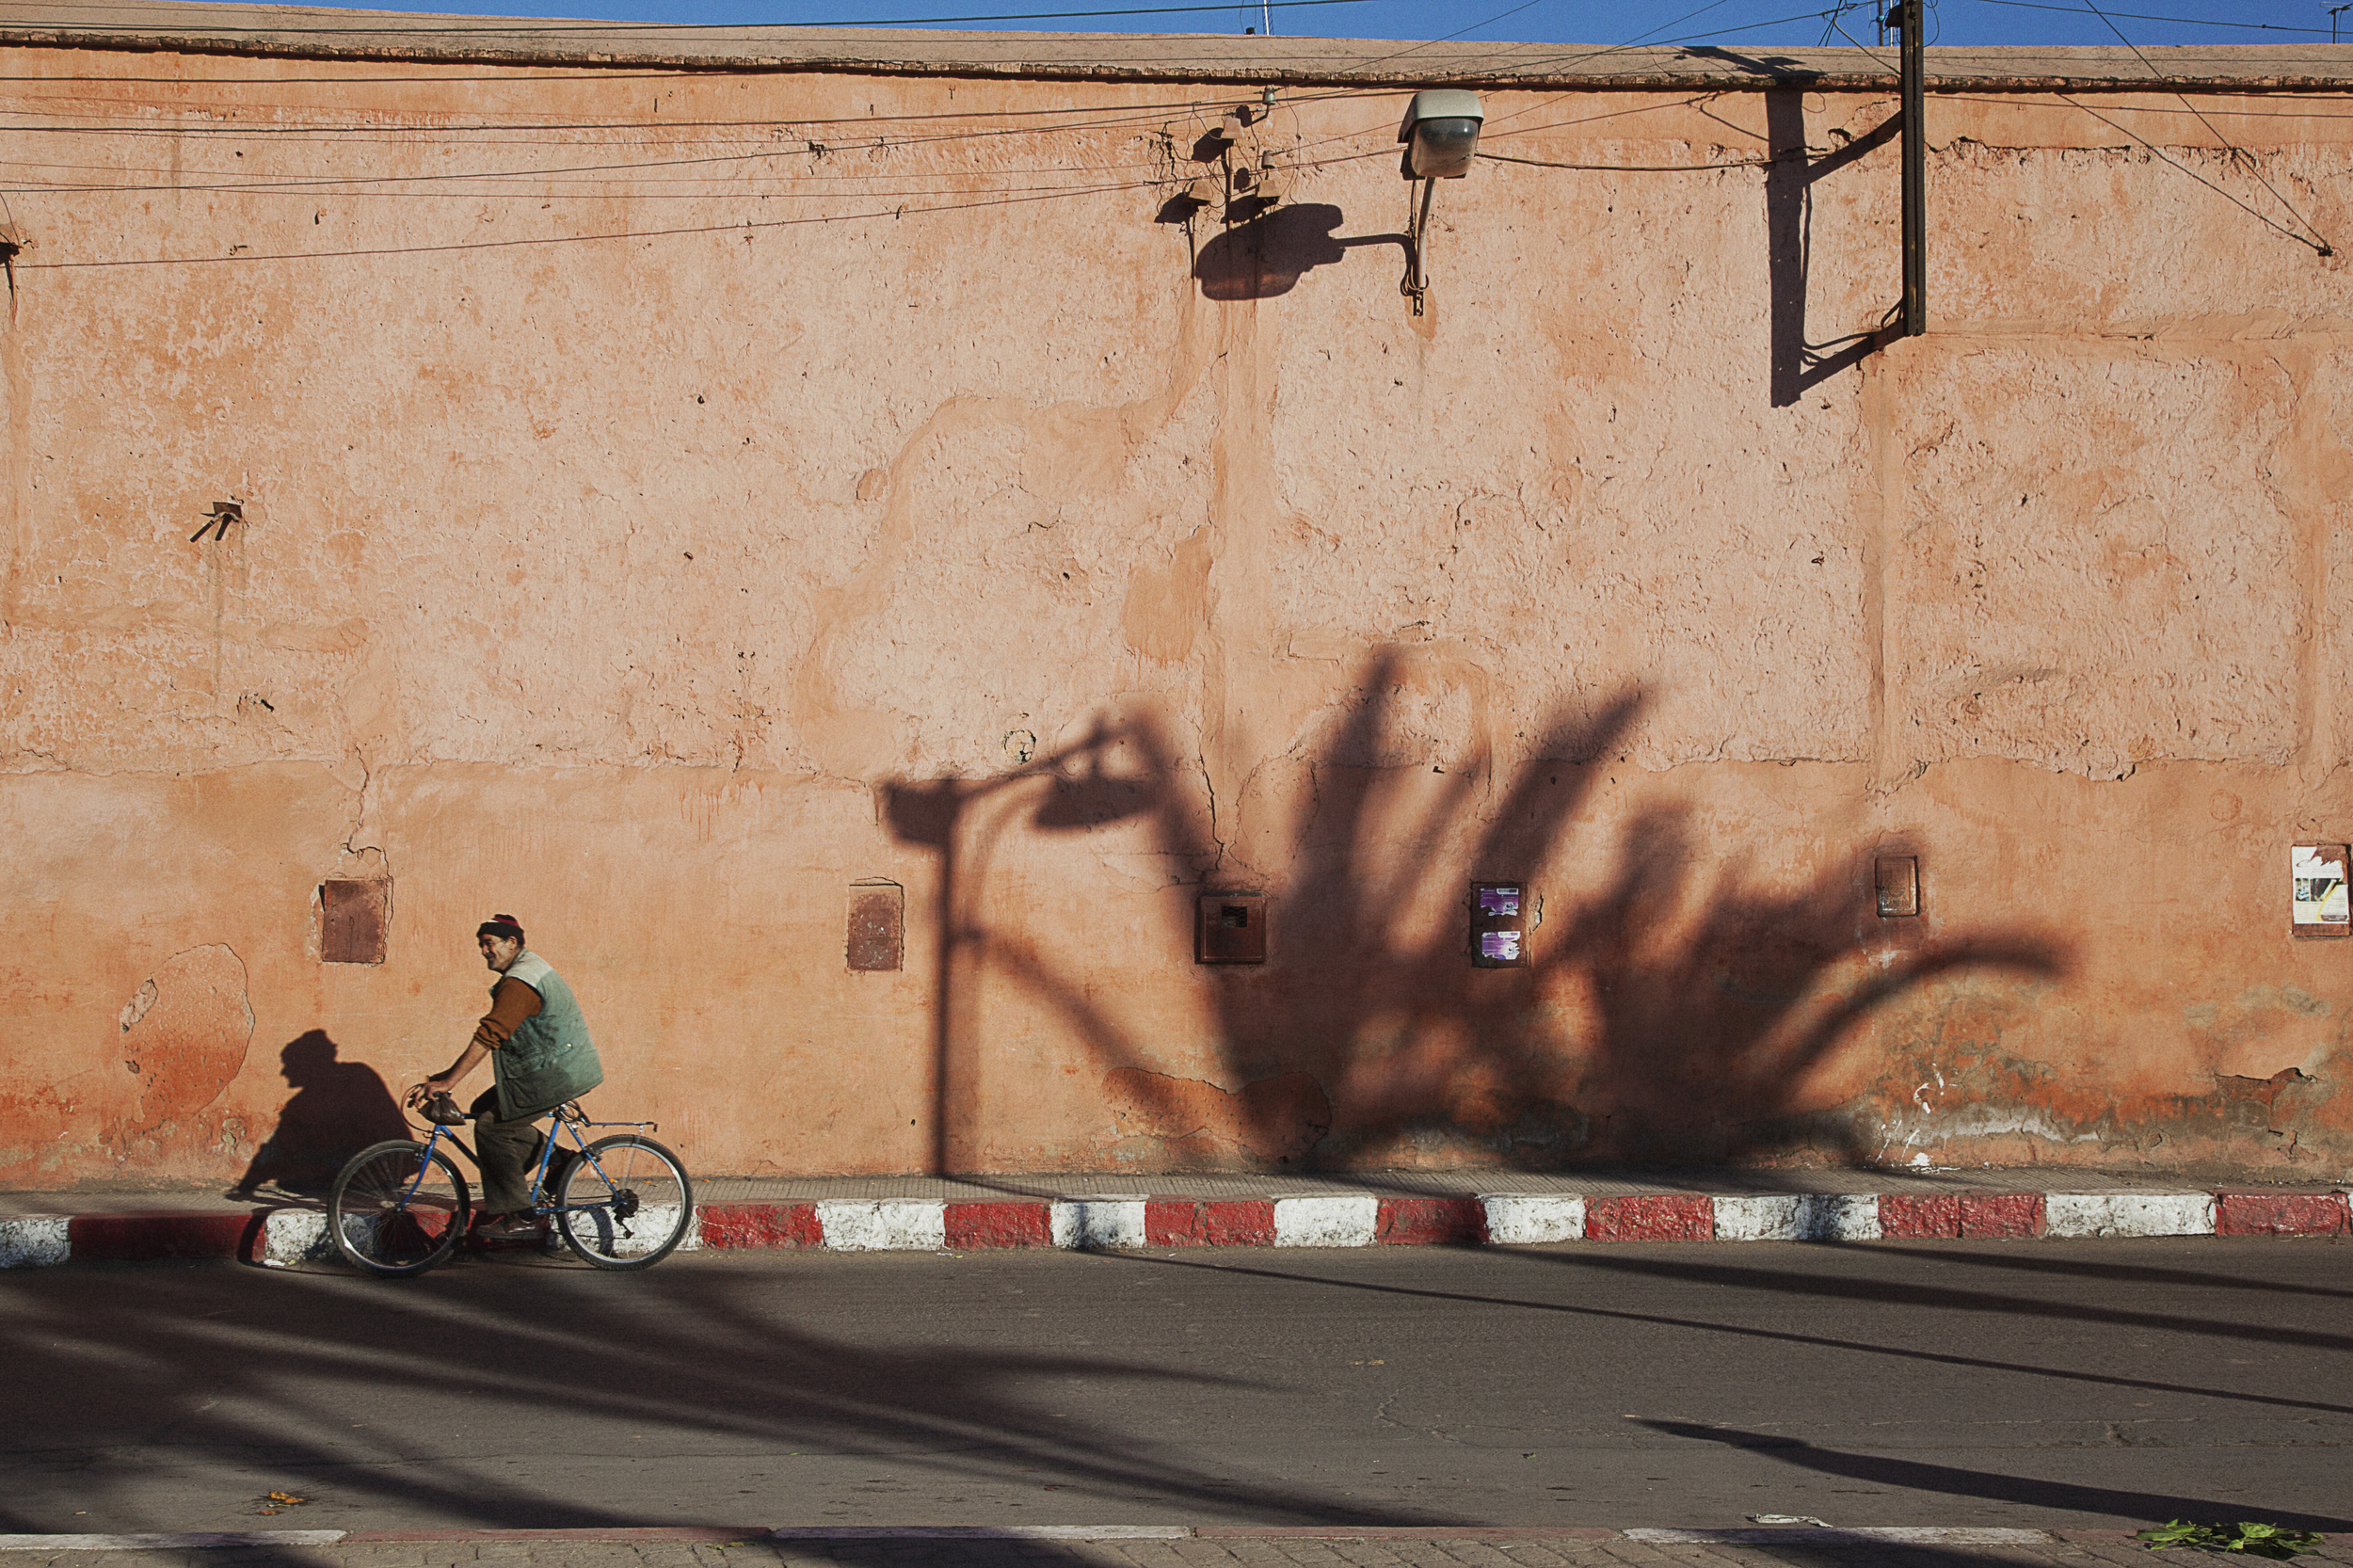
[327,1097,694,1278]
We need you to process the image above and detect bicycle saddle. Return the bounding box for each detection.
[422,1091,470,1127]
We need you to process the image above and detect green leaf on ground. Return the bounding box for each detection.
[2138,1521,2326,1559]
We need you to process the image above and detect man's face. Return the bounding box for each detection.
[479,934,523,972]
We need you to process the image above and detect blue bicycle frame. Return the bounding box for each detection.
[409,1100,658,1216]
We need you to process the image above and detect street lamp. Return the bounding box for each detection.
[1398,88,1484,313]
[1400,88,1484,179]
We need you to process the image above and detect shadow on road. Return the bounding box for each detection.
[1096,1249,2353,1432]
[1638,1417,2350,1534]
[0,1257,1452,1534]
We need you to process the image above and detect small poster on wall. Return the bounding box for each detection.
[2291,844,2350,937]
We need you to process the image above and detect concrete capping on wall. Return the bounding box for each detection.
[6,7,2349,92]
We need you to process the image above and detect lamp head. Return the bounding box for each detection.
[1398,88,1485,179]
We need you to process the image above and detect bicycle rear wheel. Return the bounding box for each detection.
[328,1140,472,1278]
[554,1134,693,1270]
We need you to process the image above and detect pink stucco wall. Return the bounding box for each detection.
[6,27,2353,1185]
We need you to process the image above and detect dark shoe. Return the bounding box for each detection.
[473,1213,544,1242]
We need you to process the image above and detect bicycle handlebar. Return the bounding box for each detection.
[420,1091,470,1127]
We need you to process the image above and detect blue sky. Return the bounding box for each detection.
[295,0,2352,50]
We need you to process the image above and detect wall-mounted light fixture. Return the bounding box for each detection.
[1398,88,1484,315]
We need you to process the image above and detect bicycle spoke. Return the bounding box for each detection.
[329,1142,470,1277]
[555,1135,693,1270]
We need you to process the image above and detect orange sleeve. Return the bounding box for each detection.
[469,976,543,1052]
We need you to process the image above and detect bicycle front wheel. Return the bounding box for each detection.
[328,1140,472,1278]
[554,1134,694,1270]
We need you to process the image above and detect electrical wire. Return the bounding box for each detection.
[1481,147,1786,168]
[0,127,1181,192]
[1421,1,1877,90]
[0,104,1245,154]
[4,0,1372,34]
[1948,93,2353,119]
[5,0,2346,265]
[0,98,1242,138]
[1386,0,1749,85]
[1966,0,2335,34]
[2055,90,2332,253]
[15,172,1161,268]
[2074,0,2332,253]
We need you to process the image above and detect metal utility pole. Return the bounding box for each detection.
[1899,0,1926,336]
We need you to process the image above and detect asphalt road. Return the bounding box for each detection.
[1,1239,2347,1536]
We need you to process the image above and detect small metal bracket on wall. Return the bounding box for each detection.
[190,500,242,543]
[0,212,22,299]
[1401,178,1436,316]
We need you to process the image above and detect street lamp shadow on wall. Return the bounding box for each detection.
[1398,88,1484,318]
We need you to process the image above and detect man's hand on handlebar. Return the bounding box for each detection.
[403,1079,450,1111]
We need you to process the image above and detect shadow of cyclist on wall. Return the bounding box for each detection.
[230,1030,409,1200]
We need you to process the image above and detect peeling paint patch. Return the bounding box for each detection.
[1120,525,1214,664]
[1104,1068,1330,1162]
[115,946,252,1138]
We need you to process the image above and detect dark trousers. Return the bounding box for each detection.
[468,1089,546,1216]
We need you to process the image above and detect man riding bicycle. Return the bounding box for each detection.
[405,914,604,1242]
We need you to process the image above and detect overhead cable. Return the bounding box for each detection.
[1968,0,2333,35]
[5,0,1373,32]
[2075,0,2332,254]
[16,173,1160,269]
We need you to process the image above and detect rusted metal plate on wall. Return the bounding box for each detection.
[848,882,904,971]
[1196,893,1267,964]
[320,880,388,966]
[1875,856,1920,919]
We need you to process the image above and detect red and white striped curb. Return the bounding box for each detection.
[2,1186,2345,1270]
[0,1525,2133,1551]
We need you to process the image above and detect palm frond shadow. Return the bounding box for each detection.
[886,658,2068,1174]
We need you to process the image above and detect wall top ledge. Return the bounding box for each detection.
[13,2,2353,91]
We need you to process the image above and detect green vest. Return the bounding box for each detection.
[491,952,604,1120]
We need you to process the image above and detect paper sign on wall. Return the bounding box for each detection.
[2291,844,2350,937]
[1470,882,1530,968]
